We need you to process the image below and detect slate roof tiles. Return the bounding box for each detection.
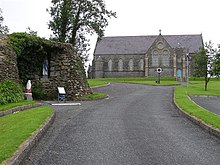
[94,34,203,55]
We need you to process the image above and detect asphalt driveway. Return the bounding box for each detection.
[23,83,220,165]
[191,96,220,115]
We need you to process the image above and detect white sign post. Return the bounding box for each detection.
[156,68,163,84]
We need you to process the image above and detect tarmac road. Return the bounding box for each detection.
[191,96,220,115]
[23,83,220,165]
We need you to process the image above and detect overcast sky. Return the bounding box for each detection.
[1,0,220,64]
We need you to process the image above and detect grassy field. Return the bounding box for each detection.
[186,80,220,96]
[0,106,53,163]
[88,77,180,87]
[174,79,220,129]
[0,100,37,112]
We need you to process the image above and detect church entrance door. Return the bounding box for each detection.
[177,69,182,81]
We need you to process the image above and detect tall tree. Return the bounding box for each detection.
[193,41,214,91]
[0,8,9,34]
[212,46,220,78]
[47,0,116,62]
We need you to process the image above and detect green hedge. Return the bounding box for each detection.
[0,80,24,105]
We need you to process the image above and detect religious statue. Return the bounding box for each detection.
[43,59,48,76]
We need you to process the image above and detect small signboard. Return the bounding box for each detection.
[57,87,66,102]
[58,87,66,94]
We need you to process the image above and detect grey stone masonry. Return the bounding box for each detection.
[0,36,19,82]
[39,42,91,100]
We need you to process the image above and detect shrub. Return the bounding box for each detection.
[0,80,24,105]
[32,81,46,100]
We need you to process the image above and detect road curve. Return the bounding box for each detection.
[23,83,220,165]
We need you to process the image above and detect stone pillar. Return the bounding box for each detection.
[145,57,149,77]
[182,57,186,81]
[173,54,177,77]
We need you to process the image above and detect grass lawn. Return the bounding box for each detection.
[174,79,220,129]
[186,80,220,96]
[88,77,180,87]
[0,106,53,163]
[80,92,107,100]
[0,100,37,112]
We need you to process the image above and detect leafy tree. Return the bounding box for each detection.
[0,8,9,34]
[212,47,220,78]
[47,0,116,62]
[193,41,214,91]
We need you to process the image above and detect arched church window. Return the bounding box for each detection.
[108,59,113,71]
[118,59,123,71]
[139,59,144,70]
[152,50,159,66]
[162,50,170,66]
[128,59,134,71]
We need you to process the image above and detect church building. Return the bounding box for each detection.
[89,31,203,80]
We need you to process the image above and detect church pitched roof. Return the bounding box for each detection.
[94,34,203,55]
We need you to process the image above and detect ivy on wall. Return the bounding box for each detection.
[7,33,52,84]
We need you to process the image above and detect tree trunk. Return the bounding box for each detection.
[205,78,208,91]
[70,6,81,46]
[204,76,210,91]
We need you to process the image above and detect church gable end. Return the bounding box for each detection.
[145,34,175,77]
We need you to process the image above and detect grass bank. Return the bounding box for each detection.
[0,100,37,112]
[0,106,53,163]
[79,92,107,100]
[174,79,220,129]
[88,77,180,87]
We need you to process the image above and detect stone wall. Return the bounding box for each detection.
[39,42,91,100]
[0,36,19,82]
[0,35,91,100]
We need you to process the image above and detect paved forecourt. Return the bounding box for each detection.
[23,83,220,165]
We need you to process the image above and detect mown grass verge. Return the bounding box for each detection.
[0,106,53,163]
[186,80,220,96]
[80,92,107,100]
[174,79,220,130]
[88,77,180,87]
[0,100,37,112]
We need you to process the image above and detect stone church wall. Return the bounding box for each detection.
[93,54,145,78]
[148,68,173,77]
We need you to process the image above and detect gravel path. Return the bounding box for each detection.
[22,83,220,165]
